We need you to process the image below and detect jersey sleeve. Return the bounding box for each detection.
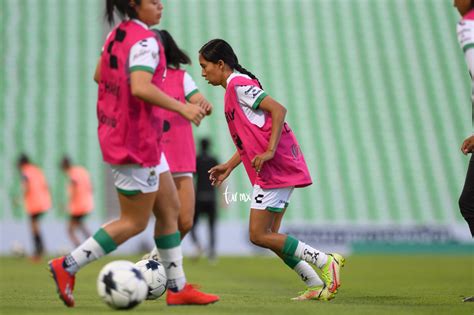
[235,85,268,110]
[458,21,474,76]
[128,37,160,74]
[183,72,199,101]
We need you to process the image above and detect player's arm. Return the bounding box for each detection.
[185,72,213,115]
[130,71,205,126]
[188,92,213,116]
[251,96,287,172]
[208,151,241,187]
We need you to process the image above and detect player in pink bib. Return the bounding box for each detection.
[154,29,213,237]
[199,39,345,301]
[48,0,218,308]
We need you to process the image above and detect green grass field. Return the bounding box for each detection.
[0,255,473,315]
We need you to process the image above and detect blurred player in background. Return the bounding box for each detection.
[189,138,220,263]
[455,0,474,238]
[48,0,218,308]
[454,0,474,303]
[60,156,93,247]
[17,153,51,261]
[199,39,345,301]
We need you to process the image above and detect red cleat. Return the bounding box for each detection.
[166,284,220,305]
[48,257,75,307]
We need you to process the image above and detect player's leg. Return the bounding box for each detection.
[153,171,219,305]
[270,209,328,300]
[67,217,81,247]
[49,164,158,307]
[173,175,196,238]
[459,155,474,237]
[207,202,217,261]
[250,185,344,293]
[189,201,204,259]
[30,214,44,258]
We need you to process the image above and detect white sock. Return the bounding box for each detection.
[157,246,186,292]
[295,242,328,269]
[294,261,324,287]
[65,237,105,274]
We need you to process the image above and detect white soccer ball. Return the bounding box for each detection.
[97,260,148,309]
[134,259,167,300]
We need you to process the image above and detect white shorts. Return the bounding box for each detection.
[111,153,170,195]
[172,172,193,178]
[250,184,294,212]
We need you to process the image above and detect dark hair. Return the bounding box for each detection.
[61,155,71,170]
[200,138,210,152]
[154,29,191,69]
[105,0,141,26]
[199,39,263,89]
[17,153,29,167]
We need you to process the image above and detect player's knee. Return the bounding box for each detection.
[249,231,267,248]
[124,218,149,236]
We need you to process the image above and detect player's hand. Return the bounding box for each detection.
[181,103,207,126]
[197,98,213,116]
[208,163,233,187]
[461,135,474,155]
[251,150,275,173]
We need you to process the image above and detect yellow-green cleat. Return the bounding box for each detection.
[291,285,334,301]
[320,253,345,293]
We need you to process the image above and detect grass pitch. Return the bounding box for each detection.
[0,255,473,315]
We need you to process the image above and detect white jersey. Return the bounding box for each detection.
[457,17,474,129]
[103,19,160,74]
[183,72,198,100]
[226,73,268,128]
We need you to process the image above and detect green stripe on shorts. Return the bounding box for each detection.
[116,188,141,196]
[266,206,284,213]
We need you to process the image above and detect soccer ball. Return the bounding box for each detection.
[97,260,148,309]
[135,259,167,300]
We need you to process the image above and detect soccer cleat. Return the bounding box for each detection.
[291,285,334,301]
[166,283,220,305]
[320,253,345,293]
[48,257,76,307]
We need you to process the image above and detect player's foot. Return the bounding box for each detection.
[291,285,334,301]
[320,253,345,293]
[141,247,160,261]
[48,257,75,307]
[166,283,220,305]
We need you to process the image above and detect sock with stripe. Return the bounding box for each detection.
[282,235,328,269]
[64,228,117,275]
[155,231,186,292]
[283,255,324,287]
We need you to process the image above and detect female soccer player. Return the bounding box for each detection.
[143,29,213,261]
[455,0,474,238]
[199,39,345,301]
[60,156,93,247]
[48,0,219,307]
[17,154,51,261]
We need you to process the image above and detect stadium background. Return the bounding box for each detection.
[1,0,473,255]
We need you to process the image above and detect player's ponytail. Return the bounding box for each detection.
[105,0,141,26]
[155,29,191,69]
[234,64,263,89]
[199,39,263,89]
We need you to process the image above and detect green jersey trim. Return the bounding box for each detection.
[252,92,268,110]
[463,43,474,53]
[185,89,199,102]
[266,206,284,213]
[129,65,155,74]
